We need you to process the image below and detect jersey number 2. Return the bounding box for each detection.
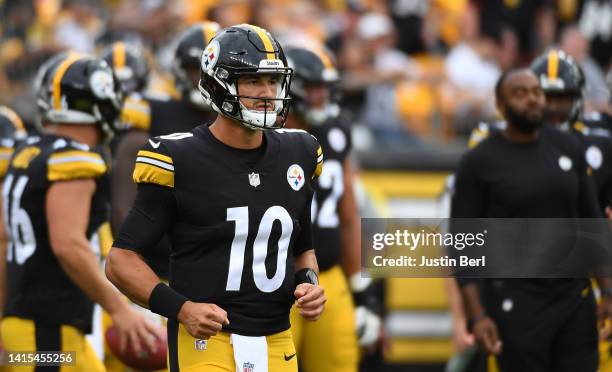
[226,206,293,293]
[2,175,36,264]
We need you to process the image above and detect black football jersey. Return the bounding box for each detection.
[0,137,21,180]
[126,125,322,335]
[3,135,110,333]
[309,120,351,271]
[113,96,217,279]
[572,117,612,211]
[148,96,217,137]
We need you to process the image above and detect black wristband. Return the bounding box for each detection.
[148,283,188,320]
[295,268,319,286]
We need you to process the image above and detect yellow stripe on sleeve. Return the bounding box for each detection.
[314,145,323,180]
[133,162,174,188]
[48,150,107,181]
[137,150,173,165]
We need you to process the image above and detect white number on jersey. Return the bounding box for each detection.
[311,159,344,228]
[2,174,36,264]
[226,205,293,293]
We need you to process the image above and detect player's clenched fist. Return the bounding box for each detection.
[295,283,326,321]
[177,301,230,339]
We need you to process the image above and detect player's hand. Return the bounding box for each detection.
[472,316,502,355]
[294,283,326,321]
[598,296,612,339]
[111,304,165,355]
[605,206,612,220]
[452,322,475,353]
[177,301,229,339]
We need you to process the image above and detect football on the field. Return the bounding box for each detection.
[105,326,167,370]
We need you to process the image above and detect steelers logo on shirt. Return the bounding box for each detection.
[287,164,305,191]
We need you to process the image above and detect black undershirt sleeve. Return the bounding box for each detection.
[113,183,177,255]
[451,153,485,287]
[294,189,314,256]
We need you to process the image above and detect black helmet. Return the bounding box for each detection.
[199,24,293,130]
[172,21,220,106]
[36,54,123,136]
[100,41,149,95]
[286,45,340,126]
[0,106,27,144]
[531,49,584,124]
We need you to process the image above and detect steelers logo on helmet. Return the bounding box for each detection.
[90,70,117,100]
[198,24,293,130]
[586,145,603,170]
[201,40,220,74]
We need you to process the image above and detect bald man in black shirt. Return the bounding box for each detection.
[452,69,612,371]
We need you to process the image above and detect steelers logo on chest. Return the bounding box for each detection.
[287,164,305,191]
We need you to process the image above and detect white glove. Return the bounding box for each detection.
[354,306,382,347]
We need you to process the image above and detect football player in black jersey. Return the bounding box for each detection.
[110,21,220,281]
[0,106,27,354]
[453,68,612,371]
[284,45,381,372]
[100,41,151,132]
[531,49,612,215]
[0,55,161,371]
[106,24,326,372]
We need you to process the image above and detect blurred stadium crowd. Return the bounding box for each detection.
[0,0,610,149]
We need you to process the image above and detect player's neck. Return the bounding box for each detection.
[209,116,263,149]
[503,124,539,143]
[44,123,100,147]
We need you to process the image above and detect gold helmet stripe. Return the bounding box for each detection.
[113,42,126,69]
[244,24,275,60]
[310,46,334,70]
[52,55,81,110]
[547,49,559,80]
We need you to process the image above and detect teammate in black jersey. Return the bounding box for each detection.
[452,68,612,371]
[110,21,220,279]
[0,55,160,372]
[106,24,325,372]
[284,45,382,372]
[0,106,27,354]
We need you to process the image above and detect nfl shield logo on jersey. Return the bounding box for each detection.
[195,339,207,351]
[242,362,254,372]
[248,172,260,188]
[287,164,305,191]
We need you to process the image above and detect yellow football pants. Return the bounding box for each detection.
[170,325,296,372]
[290,265,359,372]
[0,316,105,372]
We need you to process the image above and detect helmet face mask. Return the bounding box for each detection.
[199,25,294,130]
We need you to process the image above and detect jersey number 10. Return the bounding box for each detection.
[226,206,293,293]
